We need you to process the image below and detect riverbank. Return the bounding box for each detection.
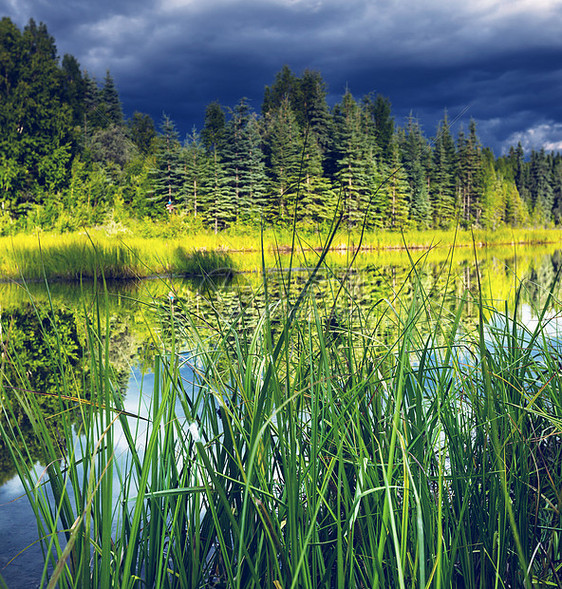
[1,225,562,280]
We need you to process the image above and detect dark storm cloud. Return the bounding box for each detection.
[2,0,562,153]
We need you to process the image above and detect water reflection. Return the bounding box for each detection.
[1,244,562,585]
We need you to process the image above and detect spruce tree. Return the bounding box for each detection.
[551,154,562,224]
[147,115,185,215]
[331,91,376,228]
[530,148,554,225]
[509,142,533,208]
[262,65,298,116]
[402,115,432,229]
[244,113,268,223]
[263,96,304,223]
[82,71,102,139]
[457,120,483,227]
[221,99,267,225]
[293,69,332,154]
[201,101,232,231]
[298,131,336,225]
[183,127,209,219]
[431,113,457,228]
[364,94,394,163]
[263,67,332,156]
[383,133,410,229]
[101,70,124,127]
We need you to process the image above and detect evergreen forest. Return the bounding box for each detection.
[2,16,562,235]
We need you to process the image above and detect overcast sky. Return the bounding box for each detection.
[2,0,562,155]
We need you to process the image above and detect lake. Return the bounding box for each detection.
[1,242,562,587]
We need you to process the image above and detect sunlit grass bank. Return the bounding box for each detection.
[1,237,562,587]
[0,231,237,280]
[2,226,562,281]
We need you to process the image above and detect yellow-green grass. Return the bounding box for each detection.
[2,226,562,281]
[0,231,237,280]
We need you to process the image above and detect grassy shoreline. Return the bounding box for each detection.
[1,225,562,281]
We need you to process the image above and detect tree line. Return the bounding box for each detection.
[1,17,562,234]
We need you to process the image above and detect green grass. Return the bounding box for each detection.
[0,231,237,280]
[1,229,562,587]
[2,225,562,280]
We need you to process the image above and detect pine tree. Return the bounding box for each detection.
[201,101,232,231]
[383,133,410,230]
[244,113,268,223]
[221,99,267,225]
[101,70,123,127]
[551,154,562,224]
[183,127,209,219]
[0,18,74,213]
[530,148,554,225]
[483,153,529,227]
[431,113,457,228]
[402,115,432,229]
[200,156,230,232]
[262,65,298,116]
[293,69,333,154]
[364,94,394,163]
[263,96,304,223]
[61,54,85,127]
[147,115,185,215]
[509,142,532,208]
[480,149,505,229]
[331,91,377,228]
[298,132,336,225]
[0,18,23,207]
[457,120,483,227]
[263,67,332,157]
[0,17,21,100]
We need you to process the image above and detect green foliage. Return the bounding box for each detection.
[331,91,377,227]
[431,113,458,228]
[364,93,395,162]
[127,111,157,155]
[172,247,236,276]
[100,70,123,127]
[181,127,209,218]
[147,115,186,215]
[530,148,554,226]
[263,96,305,223]
[382,134,410,229]
[0,303,86,482]
[402,116,432,229]
[1,21,562,234]
[221,99,267,224]
[88,124,135,177]
[456,120,484,226]
[480,150,529,228]
[0,18,75,213]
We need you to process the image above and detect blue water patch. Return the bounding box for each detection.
[0,356,197,587]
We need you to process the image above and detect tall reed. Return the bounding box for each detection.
[1,233,562,587]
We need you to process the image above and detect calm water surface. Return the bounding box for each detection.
[1,244,562,587]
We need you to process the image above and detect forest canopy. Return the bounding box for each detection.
[1,17,562,235]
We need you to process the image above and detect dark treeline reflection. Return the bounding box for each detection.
[0,286,145,484]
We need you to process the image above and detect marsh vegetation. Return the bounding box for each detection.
[1,237,562,588]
